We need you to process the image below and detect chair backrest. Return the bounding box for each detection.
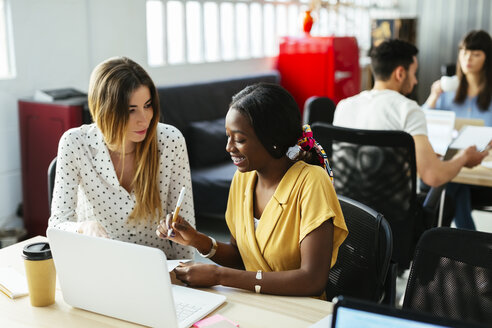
[441,63,456,76]
[303,96,336,125]
[403,227,492,326]
[312,122,419,270]
[47,157,57,214]
[326,195,393,303]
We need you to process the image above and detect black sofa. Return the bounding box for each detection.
[157,71,280,219]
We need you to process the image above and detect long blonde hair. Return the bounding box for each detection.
[88,57,162,221]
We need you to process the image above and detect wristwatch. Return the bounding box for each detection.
[255,270,262,294]
[198,236,218,258]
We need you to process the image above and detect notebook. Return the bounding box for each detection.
[0,267,29,299]
[46,228,226,328]
[331,296,485,328]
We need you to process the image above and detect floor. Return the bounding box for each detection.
[195,210,492,305]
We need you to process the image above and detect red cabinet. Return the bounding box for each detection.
[18,99,84,237]
[277,36,360,112]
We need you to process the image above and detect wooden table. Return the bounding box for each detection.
[0,237,332,328]
[452,155,492,187]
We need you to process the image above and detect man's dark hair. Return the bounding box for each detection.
[370,39,419,81]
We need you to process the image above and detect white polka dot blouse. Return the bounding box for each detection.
[48,123,195,259]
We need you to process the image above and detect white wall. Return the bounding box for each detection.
[0,0,273,228]
[393,0,492,103]
[412,0,492,104]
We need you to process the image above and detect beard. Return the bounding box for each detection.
[400,76,414,96]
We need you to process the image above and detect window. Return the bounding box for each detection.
[146,0,398,66]
[0,0,14,79]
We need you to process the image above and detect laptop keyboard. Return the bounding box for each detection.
[175,301,202,321]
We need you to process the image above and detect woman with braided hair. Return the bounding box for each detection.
[157,83,347,298]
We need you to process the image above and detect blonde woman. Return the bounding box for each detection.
[48,57,195,259]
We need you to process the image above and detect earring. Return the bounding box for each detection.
[273,145,277,149]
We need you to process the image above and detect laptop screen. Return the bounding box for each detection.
[331,297,485,328]
[334,306,453,328]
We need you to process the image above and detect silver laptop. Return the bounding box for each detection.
[47,228,226,328]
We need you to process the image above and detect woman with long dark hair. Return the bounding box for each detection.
[425,30,492,229]
[426,30,492,123]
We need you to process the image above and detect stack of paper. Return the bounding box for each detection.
[0,267,29,299]
[167,259,191,272]
[449,125,492,151]
[34,88,86,102]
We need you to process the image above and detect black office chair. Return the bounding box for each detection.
[303,96,336,125]
[326,195,394,304]
[311,123,444,272]
[47,157,57,214]
[471,186,492,212]
[441,63,456,77]
[403,227,492,326]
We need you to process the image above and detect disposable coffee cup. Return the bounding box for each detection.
[22,242,56,306]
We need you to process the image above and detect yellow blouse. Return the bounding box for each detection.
[225,161,348,273]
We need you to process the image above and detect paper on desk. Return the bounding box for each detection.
[0,267,29,299]
[167,259,191,272]
[481,161,492,169]
[449,126,492,151]
[309,314,332,328]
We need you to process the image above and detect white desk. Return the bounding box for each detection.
[0,237,332,327]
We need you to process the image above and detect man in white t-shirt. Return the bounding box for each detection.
[334,39,487,187]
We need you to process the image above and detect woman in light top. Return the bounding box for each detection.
[157,83,348,297]
[48,57,195,259]
[424,30,492,229]
[425,30,492,124]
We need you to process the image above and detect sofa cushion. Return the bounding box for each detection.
[157,71,280,136]
[191,162,237,218]
[187,118,229,167]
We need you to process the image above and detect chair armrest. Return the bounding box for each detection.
[422,184,447,227]
[381,261,397,306]
[422,184,445,209]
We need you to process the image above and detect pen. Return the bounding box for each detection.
[168,187,186,237]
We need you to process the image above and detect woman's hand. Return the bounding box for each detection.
[425,79,443,108]
[156,213,198,246]
[77,220,109,238]
[174,262,220,287]
[430,79,443,97]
